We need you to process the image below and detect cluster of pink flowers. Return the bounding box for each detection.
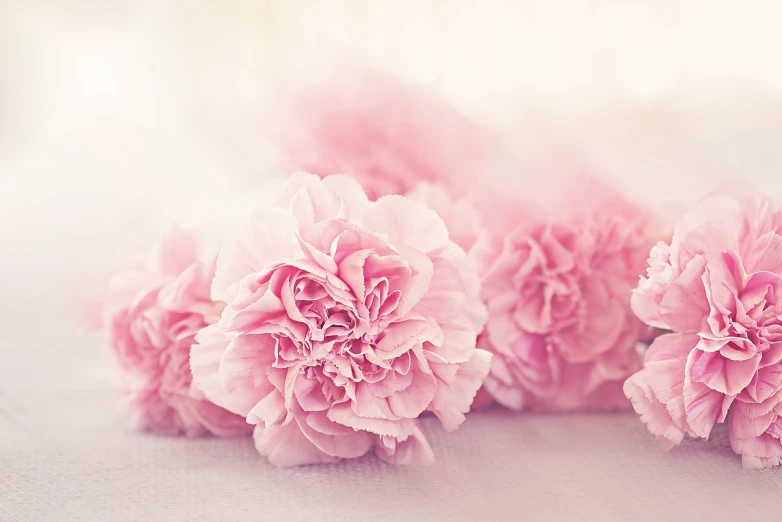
[91,228,251,438]
[626,193,782,468]
[267,68,659,416]
[89,64,782,470]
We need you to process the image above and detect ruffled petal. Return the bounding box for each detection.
[624,372,686,449]
[190,325,237,412]
[253,423,339,467]
[428,349,492,431]
[296,411,373,459]
[728,424,782,470]
[375,421,436,466]
[211,208,300,303]
[624,333,700,446]
[658,255,709,333]
[362,195,451,254]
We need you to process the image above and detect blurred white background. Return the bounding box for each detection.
[3,0,782,317]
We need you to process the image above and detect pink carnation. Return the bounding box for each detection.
[190,173,490,466]
[269,65,495,200]
[98,228,252,437]
[474,176,656,411]
[627,192,782,468]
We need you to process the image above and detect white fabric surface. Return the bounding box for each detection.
[2,316,782,521]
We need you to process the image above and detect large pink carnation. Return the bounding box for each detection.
[190,173,490,466]
[269,66,495,200]
[627,192,782,468]
[474,177,656,411]
[97,228,252,437]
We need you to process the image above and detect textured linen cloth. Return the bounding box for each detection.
[2,313,782,521]
[3,397,782,521]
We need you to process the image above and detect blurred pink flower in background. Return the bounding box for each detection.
[268,65,499,200]
[92,227,252,437]
[627,192,782,468]
[190,173,490,466]
[472,175,658,411]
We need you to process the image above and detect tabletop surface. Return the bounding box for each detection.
[2,313,781,522]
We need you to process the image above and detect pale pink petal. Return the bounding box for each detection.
[375,422,436,466]
[362,195,450,254]
[406,182,481,252]
[745,231,782,273]
[557,277,626,363]
[336,249,372,300]
[688,349,760,396]
[745,364,782,403]
[253,423,339,467]
[658,255,709,333]
[669,194,742,263]
[630,242,674,330]
[294,376,330,412]
[413,252,486,331]
[427,322,480,364]
[296,234,339,274]
[703,252,743,318]
[327,402,408,437]
[287,179,346,229]
[387,365,438,419]
[174,396,251,438]
[623,333,700,446]
[484,309,520,358]
[218,285,287,333]
[728,428,782,469]
[631,284,669,330]
[429,349,492,431]
[273,171,321,209]
[483,376,525,411]
[681,379,727,439]
[296,412,373,459]
[624,372,687,448]
[191,329,278,418]
[189,325,237,412]
[392,246,434,317]
[211,208,301,303]
[246,390,287,427]
[728,402,776,440]
[351,383,398,420]
[279,174,369,242]
[319,174,371,220]
[374,317,441,359]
